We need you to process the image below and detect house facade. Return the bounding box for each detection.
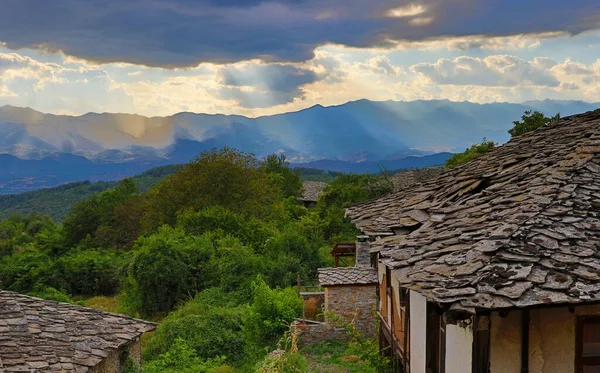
[0,290,156,372]
[346,109,600,373]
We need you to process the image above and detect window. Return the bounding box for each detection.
[577,316,600,373]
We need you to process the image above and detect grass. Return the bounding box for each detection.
[299,341,377,373]
[80,296,122,313]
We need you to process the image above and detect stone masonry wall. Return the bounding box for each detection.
[88,339,142,373]
[325,284,377,338]
[291,320,350,346]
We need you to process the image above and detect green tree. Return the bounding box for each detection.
[261,154,303,198]
[142,148,278,231]
[508,110,560,137]
[62,178,138,247]
[445,138,496,169]
[126,227,199,317]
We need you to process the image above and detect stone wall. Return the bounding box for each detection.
[324,284,377,338]
[291,319,350,346]
[88,339,142,373]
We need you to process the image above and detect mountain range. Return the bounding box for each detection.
[0,99,598,194]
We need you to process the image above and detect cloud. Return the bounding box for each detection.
[359,56,403,76]
[411,55,561,87]
[216,63,319,108]
[0,0,598,67]
[0,52,134,115]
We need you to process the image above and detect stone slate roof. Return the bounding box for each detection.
[391,166,443,191]
[318,267,378,286]
[0,291,156,372]
[346,109,600,312]
[300,181,328,202]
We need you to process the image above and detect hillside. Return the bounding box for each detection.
[0,165,345,221]
[0,165,181,221]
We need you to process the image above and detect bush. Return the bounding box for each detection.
[445,138,495,169]
[508,110,559,137]
[178,207,275,251]
[143,338,227,373]
[144,288,247,365]
[244,278,303,351]
[0,247,53,293]
[51,249,125,296]
[28,286,74,303]
[126,227,203,317]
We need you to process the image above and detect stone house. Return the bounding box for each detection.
[346,109,600,373]
[293,237,378,344]
[318,237,378,338]
[0,290,156,372]
[298,181,328,208]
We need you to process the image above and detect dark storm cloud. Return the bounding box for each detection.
[217,64,318,108]
[0,0,599,67]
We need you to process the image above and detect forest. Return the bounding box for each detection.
[0,148,393,372]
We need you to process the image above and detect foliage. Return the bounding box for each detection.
[300,341,380,373]
[508,110,560,137]
[0,148,401,372]
[62,178,138,247]
[326,313,391,373]
[51,249,126,296]
[292,167,342,183]
[244,278,303,351]
[262,154,303,199]
[28,286,74,304]
[0,164,180,222]
[142,148,278,230]
[0,247,53,293]
[177,206,275,251]
[126,227,204,317]
[445,138,496,169]
[143,338,227,373]
[144,288,247,365]
[255,332,307,373]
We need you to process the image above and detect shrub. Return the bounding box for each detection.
[144,289,247,365]
[51,249,125,296]
[244,278,303,351]
[445,138,495,169]
[143,338,226,373]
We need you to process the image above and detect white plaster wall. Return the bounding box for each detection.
[445,322,473,373]
[529,307,574,373]
[490,311,521,373]
[409,291,427,373]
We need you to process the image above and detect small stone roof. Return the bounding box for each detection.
[300,181,328,202]
[318,267,378,286]
[346,109,600,312]
[0,291,157,372]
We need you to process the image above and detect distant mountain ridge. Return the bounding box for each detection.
[0,99,597,194]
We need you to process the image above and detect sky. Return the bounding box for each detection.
[0,0,600,117]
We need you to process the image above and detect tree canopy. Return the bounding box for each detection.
[508,110,560,138]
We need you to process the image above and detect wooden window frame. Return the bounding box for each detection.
[576,315,600,373]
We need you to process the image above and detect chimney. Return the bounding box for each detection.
[355,235,371,268]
